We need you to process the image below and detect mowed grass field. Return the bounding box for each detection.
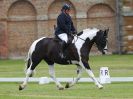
[0,55,133,99]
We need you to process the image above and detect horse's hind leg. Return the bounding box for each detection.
[48,63,64,90]
[19,58,41,90]
[19,58,32,90]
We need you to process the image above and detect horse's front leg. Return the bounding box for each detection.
[79,61,103,89]
[49,64,64,90]
[65,65,83,88]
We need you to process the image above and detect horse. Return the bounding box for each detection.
[19,28,109,90]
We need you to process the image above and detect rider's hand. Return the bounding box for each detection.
[72,31,77,34]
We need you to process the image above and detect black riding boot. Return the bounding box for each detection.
[60,41,67,58]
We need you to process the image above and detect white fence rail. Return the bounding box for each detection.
[0,77,133,83]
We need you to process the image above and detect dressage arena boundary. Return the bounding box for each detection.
[0,77,133,83]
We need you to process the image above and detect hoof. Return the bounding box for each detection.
[99,86,103,89]
[19,85,25,91]
[57,85,64,90]
[65,82,70,88]
[19,85,23,91]
[97,84,103,89]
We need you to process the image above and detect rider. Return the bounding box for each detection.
[55,4,77,58]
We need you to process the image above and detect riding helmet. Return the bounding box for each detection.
[61,4,70,11]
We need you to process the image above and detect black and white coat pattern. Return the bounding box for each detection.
[19,28,109,90]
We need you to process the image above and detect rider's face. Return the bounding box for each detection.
[65,9,70,14]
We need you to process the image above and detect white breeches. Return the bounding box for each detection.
[58,33,68,43]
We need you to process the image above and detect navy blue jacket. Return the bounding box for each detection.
[55,12,76,35]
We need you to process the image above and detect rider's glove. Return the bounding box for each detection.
[72,31,77,35]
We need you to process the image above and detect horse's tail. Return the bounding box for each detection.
[25,51,31,68]
[24,37,36,74]
[24,48,32,74]
[24,42,36,77]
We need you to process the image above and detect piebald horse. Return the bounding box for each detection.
[19,28,109,90]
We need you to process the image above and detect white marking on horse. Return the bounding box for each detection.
[74,28,99,61]
[28,37,46,57]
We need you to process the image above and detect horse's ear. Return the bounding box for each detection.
[104,28,109,37]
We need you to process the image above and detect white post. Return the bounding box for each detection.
[99,67,111,84]
[39,77,50,84]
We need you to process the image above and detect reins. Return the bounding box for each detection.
[71,34,86,43]
[71,33,97,47]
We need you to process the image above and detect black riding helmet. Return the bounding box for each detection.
[61,4,70,11]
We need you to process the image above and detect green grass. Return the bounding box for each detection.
[0,82,133,99]
[0,55,133,77]
[0,55,133,99]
